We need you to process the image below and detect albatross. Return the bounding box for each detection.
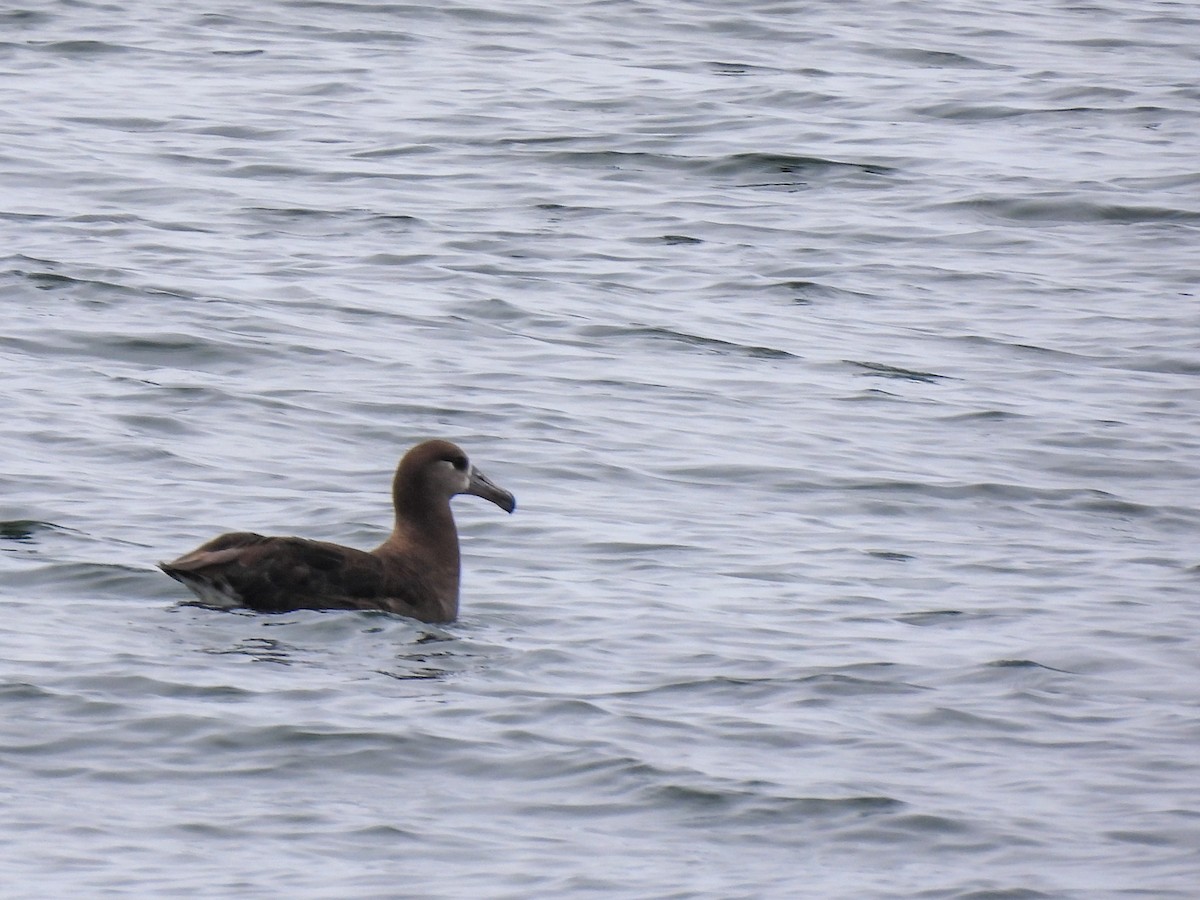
[159,439,515,623]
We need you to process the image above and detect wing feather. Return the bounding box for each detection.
[160,532,432,616]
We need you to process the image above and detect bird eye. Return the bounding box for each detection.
[450,455,469,471]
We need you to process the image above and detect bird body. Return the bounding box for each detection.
[159,440,515,622]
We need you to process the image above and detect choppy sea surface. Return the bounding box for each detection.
[2,1,1199,896]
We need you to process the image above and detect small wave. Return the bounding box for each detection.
[699,151,894,179]
[0,10,50,25]
[1109,355,1200,376]
[895,609,966,626]
[241,206,421,235]
[704,60,788,77]
[183,123,289,140]
[645,782,904,825]
[453,296,539,324]
[0,520,65,543]
[849,360,950,382]
[871,47,1006,70]
[62,115,169,132]
[917,102,1094,121]
[10,265,145,299]
[5,561,155,598]
[987,659,1074,674]
[580,324,796,359]
[938,409,1026,423]
[798,672,931,697]
[934,195,1200,225]
[903,707,1028,734]
[588,541,695,556]
[1111,172,1200,192]
[841,479,1141,508]
[866,549,915,561]
[539,149,892,184]
[773,280,877,304]
[2,325,253,369]
[30,39,132,56]
[350,144,439,160]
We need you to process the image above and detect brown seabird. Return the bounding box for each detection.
[159,439,515,622]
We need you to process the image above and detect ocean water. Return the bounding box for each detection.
[2,0,1199,896]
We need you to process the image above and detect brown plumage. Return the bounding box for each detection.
[158,440,515,623]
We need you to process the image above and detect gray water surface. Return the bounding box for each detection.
[2,1,1199,897]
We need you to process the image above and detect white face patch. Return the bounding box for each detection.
[433,458,473,495]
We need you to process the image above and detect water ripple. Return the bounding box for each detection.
[2,0,1198,896]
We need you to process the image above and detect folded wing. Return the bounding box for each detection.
[159,532,428,616]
